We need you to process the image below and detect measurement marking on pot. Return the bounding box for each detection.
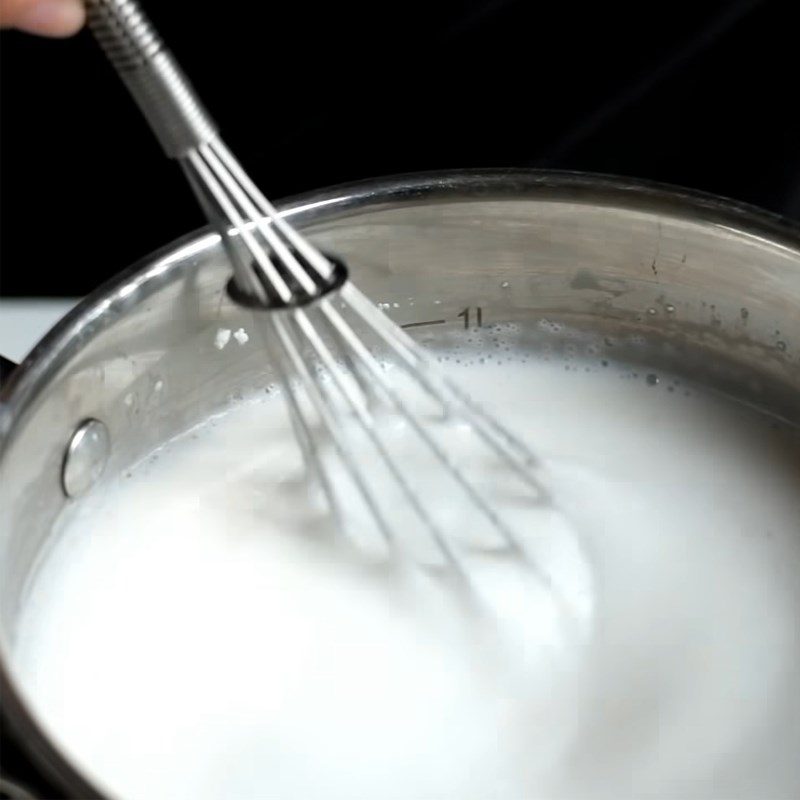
[400,308,487,330]
[400,319,447,329]
[458,307,484,329]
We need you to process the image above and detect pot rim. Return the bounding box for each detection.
[4,168,800,421]
[2,167,800,798]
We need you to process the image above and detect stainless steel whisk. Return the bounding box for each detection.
[86,0,550,571]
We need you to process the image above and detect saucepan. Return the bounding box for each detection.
[1,169,799,798]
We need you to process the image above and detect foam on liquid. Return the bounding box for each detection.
[11,331,800,799]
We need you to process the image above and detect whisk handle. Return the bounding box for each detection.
[85,0,217,158]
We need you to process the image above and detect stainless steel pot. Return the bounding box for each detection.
[1,170,799,799]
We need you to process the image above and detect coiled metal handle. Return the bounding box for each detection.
[85,0,218,157]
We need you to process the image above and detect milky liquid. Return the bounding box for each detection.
[12,337,800,800]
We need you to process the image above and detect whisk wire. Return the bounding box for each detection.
[293,304,464,570]
[87,0,557,577]
[343,285,547,496]
[260,319,347,529]
[210,140,335,282]
[317,301,527,556]
[202,143,320,297]
[269,313,398,546]
[189,141,548,566]
[186,149,292,304]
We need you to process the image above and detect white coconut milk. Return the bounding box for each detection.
[12,331,800,799]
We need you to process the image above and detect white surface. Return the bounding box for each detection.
[0,299,81,363]
[13,325,800,800]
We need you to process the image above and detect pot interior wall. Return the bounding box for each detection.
[2,177,799,677]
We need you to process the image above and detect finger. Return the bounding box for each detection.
[0,0,85,37]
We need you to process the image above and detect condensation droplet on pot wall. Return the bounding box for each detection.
[215,328,232,350]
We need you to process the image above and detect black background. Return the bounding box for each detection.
[1,0,798,297]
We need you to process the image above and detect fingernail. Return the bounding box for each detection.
[15,0,85,37]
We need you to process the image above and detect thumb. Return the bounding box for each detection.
[0,0,85,36]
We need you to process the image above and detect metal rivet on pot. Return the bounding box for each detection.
[62,419,110,498]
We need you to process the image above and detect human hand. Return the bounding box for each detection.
[0,0,84,36]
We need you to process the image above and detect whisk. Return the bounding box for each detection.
[86,0,551,572]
